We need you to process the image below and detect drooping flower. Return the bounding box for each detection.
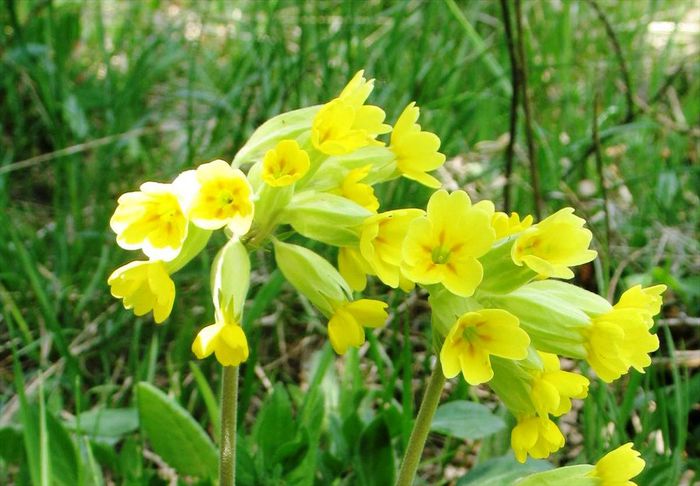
[262,139,310,187]
[192,321,249,367]
[511,415,565,463]
[311,71,391,155]
[108,260,175,323]
[389,102,445,188]
[338,246,372,292]
[359,208,424,289]
[402,190,495,297]
[335,165,379,212]
[511,207,597,279]
[492,211,533,239]
[588,443,645,486]
[583,285,664,382]
[110,182,188,261]
[529,352,589,417]
[328,299,388,355]
[175,160,254,236]
[440,309,530,385]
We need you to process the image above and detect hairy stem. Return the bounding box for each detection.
[220,366,239,486]
[396,359,446,486]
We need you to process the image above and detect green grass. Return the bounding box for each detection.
[1,0,698,484]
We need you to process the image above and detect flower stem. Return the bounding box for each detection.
[396,359,446,486]
[219,365,238,486]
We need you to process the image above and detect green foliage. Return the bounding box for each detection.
[431,401,506,440]
[1,0,698,483]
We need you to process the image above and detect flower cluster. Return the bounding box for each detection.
[107,71,664,477]
[108,71,447,361]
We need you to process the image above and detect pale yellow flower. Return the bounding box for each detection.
[588,443,645,486]
[390,102,445,188]
[328,299,388,355]
[440,309,530,385]
[262,139,310,187]
[110,182,188,261]
[108,260,175,323]
[511,415,565,463]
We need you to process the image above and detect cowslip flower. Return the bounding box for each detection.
[440,309,530,385]
[262,139,310,187]
[328,299,388,355]
[334,165,379,212]
[389,102,445,188]
[311,70,391,155]
[175,160,254,236]
[402,190,495,297]
[110,182,188,261]
[529,352,589,417]
[358,208,424,289]
[492,211,533,239]
[511,207,597,279]
[108,260,175,324]
[511,415,565,463]
[192,300,249,367]
[584,285,665,382]
[338,246,373,292]
[588,443,645,486]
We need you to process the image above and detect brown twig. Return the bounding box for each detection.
[500,0,519,213]
[514,0,543,220]
[592,87,611,283]
[585,0,634,123]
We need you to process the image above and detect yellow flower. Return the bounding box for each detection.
[335,165,379,212]
[440,309,530,385]
[511,415,565,463]
[311,71,391,155]
[110,182,188,261]
[511,207,597,279]
[262,139,310,187]
[588,443,645,486]
[389,102,445,188]
[175,160,254,236]
[328,299,388,355]
[108,260,175,324]
[359,208,424,289]
[529,352,589,417]
[584,285,664,382]
[338,246,372,292]
[192,322,249,366]
[402,190,496,297]
[492,211,533,239]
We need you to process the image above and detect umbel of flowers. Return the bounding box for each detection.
[107,71,663,483]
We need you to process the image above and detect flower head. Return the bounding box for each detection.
[336,165,379,212]
[338,246,372,292]
[328,299,388,355]
[359,208,424,289]
[511,415,565,463]
[511,208,597,279]
[390,102,445,188]
[440,309,530,385]
[402,190,496,297]
[110,182,188,261]
[584,285,664,382]
[529,352,589,417]
[311,71,391,155]
[492,211,533,239]
[176,160,254,236]
[262,139,310,187]
[588,443,645,486]
[192,321,249,366]
[108,260,175,323]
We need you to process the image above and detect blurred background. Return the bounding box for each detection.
[1,1,698,485]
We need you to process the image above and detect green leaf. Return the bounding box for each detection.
[253,383,295,471]
[136,382,217,479]
[0,426,24,463]
[431,401,505,440]
[515,464,595,486]
[68,408,139,441]
[457,454,554,486]
[356,415,395,486]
